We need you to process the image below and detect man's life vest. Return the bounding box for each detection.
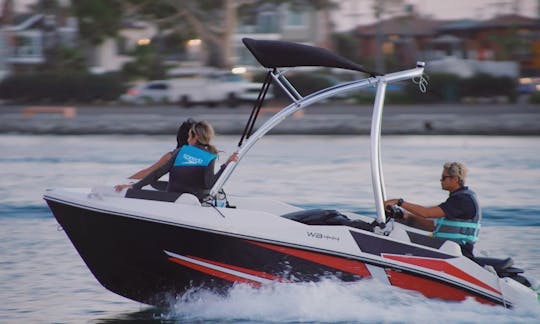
[433,189,481,245]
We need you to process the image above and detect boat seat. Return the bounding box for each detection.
[125,188,182,202]
[474,257,514,270]
[282,209,375,231]
[150,180,168,191]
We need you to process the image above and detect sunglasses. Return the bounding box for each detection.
[440,175,453,181]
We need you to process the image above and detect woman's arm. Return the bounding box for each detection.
[128,152,172,180]
[206,152,239,188]
[115,152,175,192]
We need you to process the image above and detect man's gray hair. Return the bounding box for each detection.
[444,161,468,186]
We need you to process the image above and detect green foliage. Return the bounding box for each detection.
[487,28,527,61]
[400,73,517,104]
[350,73,518,104]
[460,74,516,98]
[260,0,336,10]
[254,71,519,104]
[71,0,123,45]
[402,73,462,103]
[121,44,166,81]
[0,73,125,103]
[529,92,540,104]
[331,32,360,63]
[122,0,337,68]
[41,46,87,73]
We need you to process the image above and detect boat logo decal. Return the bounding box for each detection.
[182,154,204,165]
[307,231,340,241]
[164,250,288,287]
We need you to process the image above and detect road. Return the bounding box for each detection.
[1,102,539,135]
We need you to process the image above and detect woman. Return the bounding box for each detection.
[115,121,238,200]
[127,118,196,180]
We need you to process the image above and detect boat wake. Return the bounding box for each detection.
[165,278,540,323]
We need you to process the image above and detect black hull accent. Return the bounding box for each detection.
[46,200,365,306]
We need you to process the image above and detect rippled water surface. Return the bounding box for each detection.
[1,134,540,323]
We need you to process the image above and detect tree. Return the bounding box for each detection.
[332,32,360,63]
[32,0,86,72]
[122,42,166,80]
[71,0,123,45]
[488,27,527,61]
[126,0,337,68]
[372,0,405,73]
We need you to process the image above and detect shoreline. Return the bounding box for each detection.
[1,103,539,136]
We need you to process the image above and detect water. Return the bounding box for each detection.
[1,134,540,323]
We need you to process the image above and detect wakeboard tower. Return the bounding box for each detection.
[44,38,539,308]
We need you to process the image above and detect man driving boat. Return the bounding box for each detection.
[385,161,481,259]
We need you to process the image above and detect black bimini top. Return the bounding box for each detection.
[242,38,380,76]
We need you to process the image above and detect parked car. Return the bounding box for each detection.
[120,81,171,105]
[517,77,540,94]
[120,70,268,107]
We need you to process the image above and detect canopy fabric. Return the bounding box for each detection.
[242,38,380,76]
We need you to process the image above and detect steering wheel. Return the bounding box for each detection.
[385,204,404,220]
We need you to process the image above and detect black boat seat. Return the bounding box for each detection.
[474,257,514,270]
[500,267,525,274]
[150,180,168,191]
[125,188,182,202]
[282,209,375,231]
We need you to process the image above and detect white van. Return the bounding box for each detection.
[120,70,267,107]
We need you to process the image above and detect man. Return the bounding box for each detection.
[385,162,481,259]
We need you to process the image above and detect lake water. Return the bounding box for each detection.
[1,134,540,323]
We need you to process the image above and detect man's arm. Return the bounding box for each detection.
[385,199,446,231]
[400,201,445,219]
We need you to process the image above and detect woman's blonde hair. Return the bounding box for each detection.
[190,121,218,154]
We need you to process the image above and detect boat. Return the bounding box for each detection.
[44,38,539,308]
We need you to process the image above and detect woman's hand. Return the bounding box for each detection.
[114,184,133,192]
[226,152,239,164]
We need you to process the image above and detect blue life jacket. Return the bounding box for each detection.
[433,189,481,245]
[167,145,217,197]
[173,145,216,167]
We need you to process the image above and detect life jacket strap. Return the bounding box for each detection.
[434,232,479,243]
[436,219,481,229]
[433,218,480,244]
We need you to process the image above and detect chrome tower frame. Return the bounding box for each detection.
[210,62,426,224]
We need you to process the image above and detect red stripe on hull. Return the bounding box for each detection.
[248,240,371,277]
[187,255,289,282]
[386,269,497,305]
[383,254,500,295]
[168,257,262,287]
